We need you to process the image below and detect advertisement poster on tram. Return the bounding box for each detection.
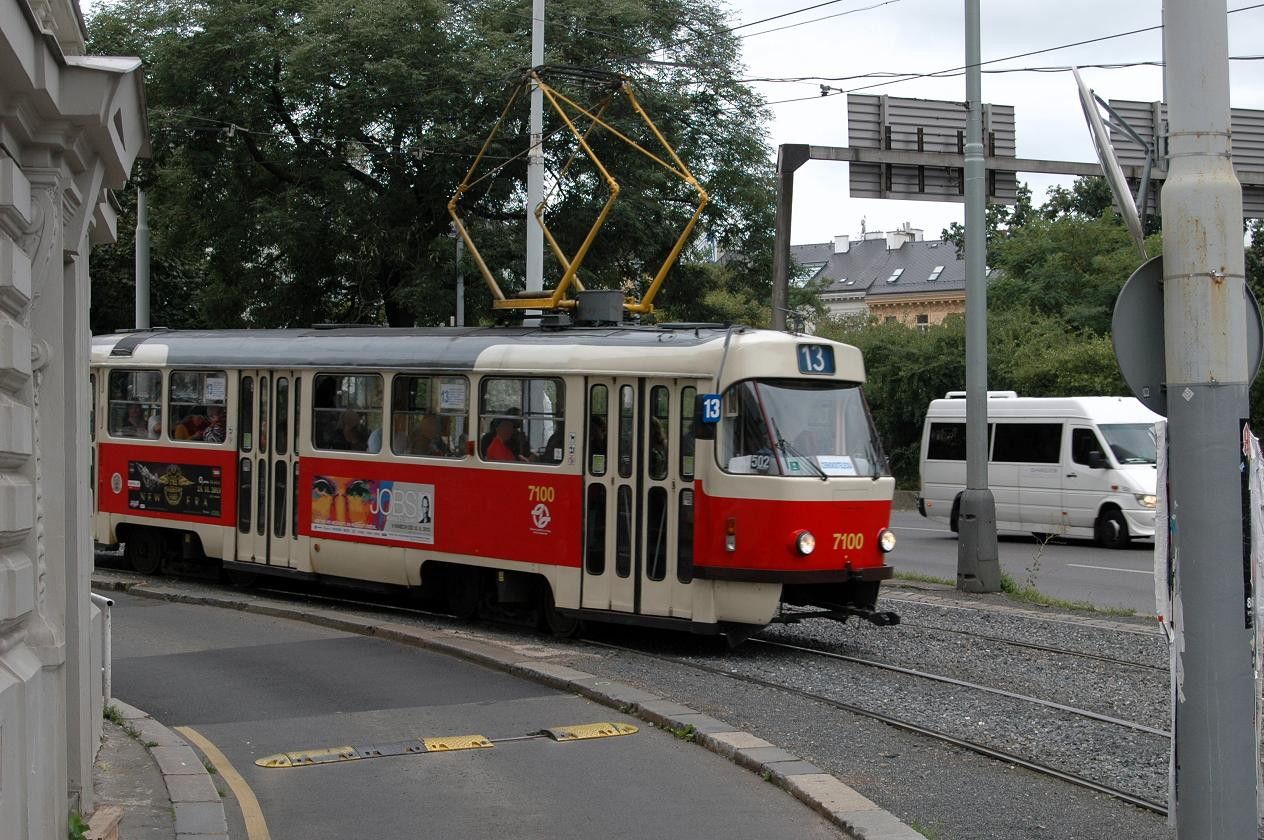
[309,475,434,545]
[127,461,223,518]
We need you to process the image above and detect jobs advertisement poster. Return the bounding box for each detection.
[309,475,435,545]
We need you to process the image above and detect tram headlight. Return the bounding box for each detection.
[877,528,897,553]
[795,530,816,556]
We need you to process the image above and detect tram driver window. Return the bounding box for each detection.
[479,377,565,465]
[168,370,228,443]
[312,374,383,453]
[107,369,163,439]
[388,375,468,458]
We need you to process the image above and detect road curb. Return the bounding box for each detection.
[106,698,229,840]
[95,575,926,840]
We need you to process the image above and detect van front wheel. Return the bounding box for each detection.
[1095,508,1130,549]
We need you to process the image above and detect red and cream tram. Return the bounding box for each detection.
[91,324,899,639]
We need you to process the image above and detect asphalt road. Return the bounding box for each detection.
[888,510,1156,614]
[110,590,848,840]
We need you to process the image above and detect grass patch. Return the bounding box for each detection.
[894,571,955,587]
[1000,574,1136,616]
[907,819,942,839]
[68,812,89,840]
[668,724,697,743]
[102,705,124,726]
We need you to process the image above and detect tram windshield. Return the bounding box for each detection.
[718,380,887,478]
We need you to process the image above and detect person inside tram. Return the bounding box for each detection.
[122,403,151,437]
[201,405,226,443]
[485,417,528,462]
[416,414,448,457]
[332,408,368,451]
[173,410,209,440]
[649,418,667,476]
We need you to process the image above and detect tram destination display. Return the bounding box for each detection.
[127,461,223,518]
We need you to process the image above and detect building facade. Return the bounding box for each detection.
[0,0,145,835]
[793,224,968,328]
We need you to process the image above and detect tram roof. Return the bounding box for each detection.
[91,325,739,372]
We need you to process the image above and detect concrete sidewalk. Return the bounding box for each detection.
[91,701,227,840]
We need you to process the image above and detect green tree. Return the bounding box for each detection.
[86,0,774,330]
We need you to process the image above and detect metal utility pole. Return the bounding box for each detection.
[525,0,545,295]
[956,0,999,593]
[1162,1,1257,834]
[455,230,466,327]
[771,144,809,332]
[134,188,150,329]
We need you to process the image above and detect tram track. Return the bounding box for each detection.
[883,619,1166,673]
[583,638,1169,816]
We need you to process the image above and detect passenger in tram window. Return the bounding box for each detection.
[123,403,150,437]
[417,414,448,457]
[174,410,209,441]
[332,408,368,451]
[201,405,226,444]
[146,409,161,439]
[486,418,527,462]
[649,419,668,477]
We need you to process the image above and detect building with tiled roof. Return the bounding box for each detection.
[792,223,967,328]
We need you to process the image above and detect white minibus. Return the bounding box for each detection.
[918,392,1161,548]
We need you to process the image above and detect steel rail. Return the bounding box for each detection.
[749,637,1169,737]
[586,640,1169,817]
[888,619,1167,673]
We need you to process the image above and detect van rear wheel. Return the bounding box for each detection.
[949,496,962,534]
[1095,508,1130,549]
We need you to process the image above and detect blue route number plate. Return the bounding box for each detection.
[797,344,835,375]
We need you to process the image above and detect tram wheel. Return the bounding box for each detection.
[124,530,163,576]
[444,567,482,620]
[539,585,582,638]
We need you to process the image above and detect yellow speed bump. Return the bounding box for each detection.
[255,722,635,769]
[539,722,638,741]
[256,735,492,768]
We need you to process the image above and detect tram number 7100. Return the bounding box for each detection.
[528,485,557,503]
[833,532,864,550]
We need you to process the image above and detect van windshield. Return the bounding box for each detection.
[1100,423,1157,465]
[718,379,887,477]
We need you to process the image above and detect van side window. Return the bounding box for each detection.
[993,423,1061,464]
[1071,428,1107,467]
[927,422,966,460]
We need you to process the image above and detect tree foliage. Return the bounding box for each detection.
[86,0,775,330]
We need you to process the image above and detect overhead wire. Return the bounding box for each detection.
[757,2,1264,106]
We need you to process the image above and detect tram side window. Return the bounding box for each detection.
[649,386,670,481]
[680,386,696,481]
[312,374,383,453]
[168,370,228,443]
[479,377,565,465]
[239,377,254,453]
[107,369,162,439]
[588,385,608,476]
[388,375,468,458]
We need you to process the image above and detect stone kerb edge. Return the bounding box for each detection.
[106,699,229,840]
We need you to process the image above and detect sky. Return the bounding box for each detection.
[727,0,1264,243]
[78,0,1264,246]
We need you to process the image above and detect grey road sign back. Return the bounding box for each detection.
[1113,256,1263,415]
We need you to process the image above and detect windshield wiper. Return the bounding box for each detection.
[769,416,828,482]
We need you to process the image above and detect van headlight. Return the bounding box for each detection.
[878,528,897,553]
[795,530,816,556]
[1135,494,1157,509]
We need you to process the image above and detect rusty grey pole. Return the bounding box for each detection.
[956,0,999,593]
[1162,0,1257,834]
[134,188,150,329]
[771,144,809,331]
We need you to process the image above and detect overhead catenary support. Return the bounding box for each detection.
[771,144,809,332]
[526,0,545,295]
[956,0,1000,593]
[1161,0,1258,834]
[135,187,150,329]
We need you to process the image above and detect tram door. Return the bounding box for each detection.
[581,377,686,617]
[235,370,300,568]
